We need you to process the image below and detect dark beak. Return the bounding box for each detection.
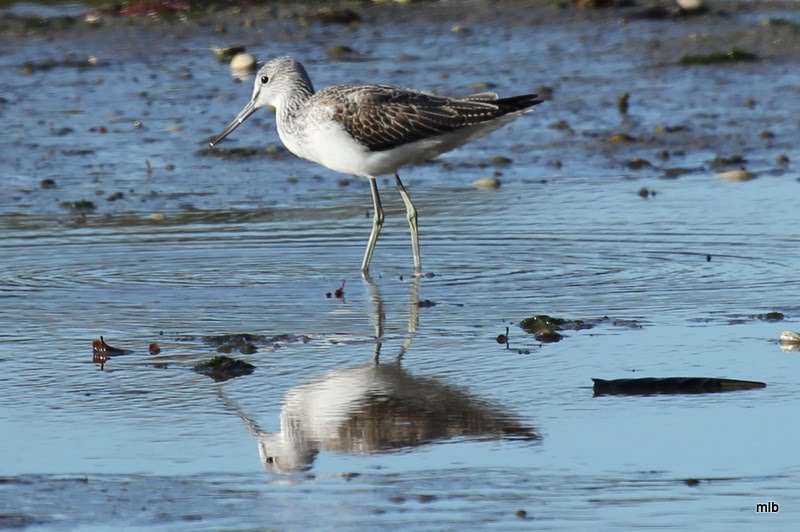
[208,99,257,148]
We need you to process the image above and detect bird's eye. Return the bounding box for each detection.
[261,75,269,84]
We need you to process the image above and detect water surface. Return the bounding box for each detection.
[1,1,799,529]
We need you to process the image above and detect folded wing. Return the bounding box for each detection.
[322,85,542,152]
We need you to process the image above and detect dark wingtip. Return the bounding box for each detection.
[496,94,545,113]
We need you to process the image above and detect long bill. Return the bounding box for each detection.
[208,99,257,148]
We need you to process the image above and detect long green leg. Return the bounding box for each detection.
[394,172,421,273]
[361,177,384,275]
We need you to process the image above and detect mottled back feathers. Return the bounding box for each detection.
[316,85,543,152]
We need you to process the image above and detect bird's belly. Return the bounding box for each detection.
[281,121,432,178]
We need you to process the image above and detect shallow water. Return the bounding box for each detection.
[1,1,800,529]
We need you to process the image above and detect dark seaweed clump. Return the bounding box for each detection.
[519,314,593,343]
[203,333,261,354]
[193,356,255,382]
[679,48,758,66]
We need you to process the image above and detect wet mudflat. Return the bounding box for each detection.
[1,0,799,529]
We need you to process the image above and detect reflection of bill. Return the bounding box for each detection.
[223,277,537,474]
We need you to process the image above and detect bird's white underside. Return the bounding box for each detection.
[280,108,530,178]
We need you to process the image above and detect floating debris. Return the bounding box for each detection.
[496,327,509,347]
[334,280,346,299]
[679,48,758,66]
[515,509,528,518]
[326,45,358,60]
[203,333,261,354]
[592,377,766,396]
[193,356,255,382]
[710,155,746,169]
[61,200,96,212]
[520,314,592,343]
[653,125,687,134]
[417,299,436,308]
[549,120,574,134]
[617,92,629,115]
[92,336,129,357]
[489,155,513,166]
[626,158,651,170]
[777,154,790,166]
[684,478,701,487]
[211,45,245,62]
[92,336,130,369]
[40,178,57,189]
[149,343,161,355]
[662,167,698,178]
[638,187,656,199]
[756,311,784,321]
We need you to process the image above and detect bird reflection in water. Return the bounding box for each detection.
[226,278,538,474]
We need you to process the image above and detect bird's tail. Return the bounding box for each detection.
[495,94,544,114]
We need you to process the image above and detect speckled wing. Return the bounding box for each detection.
[323,85,542,152]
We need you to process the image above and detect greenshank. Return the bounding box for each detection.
[209,56,543,275]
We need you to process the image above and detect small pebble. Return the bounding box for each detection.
[717,169,754,181]
[473,177,500,190]
[609,133,636,143]
[489,155,513,165]
[677,0,704,9]
[230,52,257,72]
